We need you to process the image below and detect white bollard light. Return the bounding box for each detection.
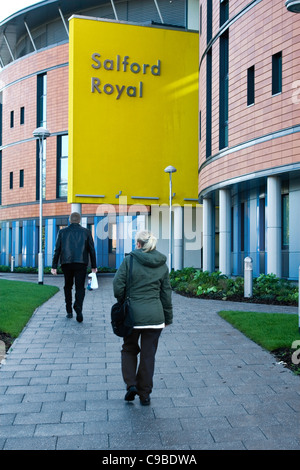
[244,256,253,298]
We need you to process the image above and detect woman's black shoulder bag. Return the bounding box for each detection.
[111,254,134,337]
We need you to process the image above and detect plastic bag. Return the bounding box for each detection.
[87,272,98,290]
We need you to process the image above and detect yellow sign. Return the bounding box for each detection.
[68,17,198,205]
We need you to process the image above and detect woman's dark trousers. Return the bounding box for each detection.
[121,329,162,400]
[61,263,87,314]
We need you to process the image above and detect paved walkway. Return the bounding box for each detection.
[0,273,299,450]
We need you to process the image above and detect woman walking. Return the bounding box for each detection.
[113,231,173,405]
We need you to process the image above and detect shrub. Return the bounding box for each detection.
[0,265,10,272]
[170,269,298,305]
[253,273,298,305]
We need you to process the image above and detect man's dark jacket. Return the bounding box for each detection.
[52,223,97,269]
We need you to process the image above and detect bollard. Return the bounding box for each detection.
[244,256,253,298]
[0,340,5,363]
[10,255,15,273]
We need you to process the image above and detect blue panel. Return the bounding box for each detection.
[253,192,260,278]
[45,219,56,267]
[231,203,239,276]
[22,221,28,266]
[131,215,138,251]
[0,222,6,265]
[94,216,109,268]
[12,221,16,257]
[246,196,250,256]
[116,215,124,269]
[11,221,20,267]
[22,220,37,267]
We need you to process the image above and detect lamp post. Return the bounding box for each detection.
[285,0,300,12]
[164,165,177,271]
[33,127,50,284]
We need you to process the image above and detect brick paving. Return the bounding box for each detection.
[0,273,299,450]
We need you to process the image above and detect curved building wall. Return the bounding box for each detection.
[199,0,300,279]
[0,44,69,215]
[0,0,199,270]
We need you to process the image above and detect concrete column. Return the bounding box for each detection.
[267,176,281,277]
[173,205,183,271]
[71,203,82,215]
[203,197,213,272]
[219,188,231,276]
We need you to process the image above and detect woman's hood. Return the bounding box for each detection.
[131,249,167,268]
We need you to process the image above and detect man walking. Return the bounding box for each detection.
[51,212,97,322]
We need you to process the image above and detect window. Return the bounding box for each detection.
[207,0,213,43]
[240,202,245,252]
[10,111,14,128]
[20,107,25,125]
[220,0,229,26]
[231,206,234,252]
[259,197,265,251]
[19,226,22,254]
[36,74,47,201]
[199,111,201,141]
[37,73,47,127]
[36,139,46,200]
[282,194,289,249]
[219,30,229,150]
[272,51,282,95]
[57,134,68,198]
[206,50,212,158]
[20,169,24,188]
[247,65,255,106]
[9,171,13,189]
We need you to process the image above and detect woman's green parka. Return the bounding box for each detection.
[113,248,173,327]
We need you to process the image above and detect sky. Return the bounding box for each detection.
[0,0,43,22]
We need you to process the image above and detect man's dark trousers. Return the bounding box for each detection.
[62,263,87,314]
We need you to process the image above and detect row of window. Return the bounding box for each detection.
[204,0,229,157]
[9,169,24,189]
[4,135,67,195]
[6,134,68,196]
[0,72,68,204]
[247,51,282,106]
[202,0,283,158]
[203,38,283,156]
[10,107,25,128]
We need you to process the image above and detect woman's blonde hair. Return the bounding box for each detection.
[135,230,157,252]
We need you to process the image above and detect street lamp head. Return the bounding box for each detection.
[164,165,177,174]
[33,127,50,139]
[285,0,300,12]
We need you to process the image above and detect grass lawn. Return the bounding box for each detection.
[218,311,300,350]
[0,279,59,338]
[219,310,300,375]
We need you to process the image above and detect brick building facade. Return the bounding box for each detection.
[199,0,300,279]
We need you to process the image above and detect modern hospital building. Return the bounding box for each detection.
[0,0,300,280]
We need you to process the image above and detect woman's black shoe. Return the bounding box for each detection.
[140,397,151,406]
